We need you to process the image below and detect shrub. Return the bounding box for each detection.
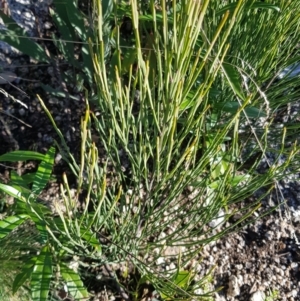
[0,0,299,300]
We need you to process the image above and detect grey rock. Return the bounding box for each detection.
[227,275,240,298]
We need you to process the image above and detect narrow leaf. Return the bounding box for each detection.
[247,3,280,12]
[19,173,36,185]
[243,106,266,118]
[0,214,29,239]
[31,215,49,245]
[0,183,26,202]
[31,245,52,301]
[65,1,88,38]
[10,170,30,188]
[32,146,55,195]
[49,7,76,66]
[214,102,266,118]
[65,0,94,85]
[172,270,192,288]
[0,150,46,162]
[61,263,89,299]
[0,12,50,63]
[41,84,81,100]
[13,256,37,294]
[230,175,251,186]
[222,63,245,101]
[217,2,280,15]
[102,0,114,21]
[80,231,102,254]
[121,48,137,74]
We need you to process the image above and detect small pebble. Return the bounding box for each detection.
[18,108,26,116]
[250,291,265,301]
[227,275,240,297]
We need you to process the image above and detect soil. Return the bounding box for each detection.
[0,1,300,301]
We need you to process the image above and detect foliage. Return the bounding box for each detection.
[0,148,91,301]
[265,289,279,301]
[0,0,96,99]
[0,0,299,300]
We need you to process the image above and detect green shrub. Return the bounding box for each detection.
[0,0,299,300]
